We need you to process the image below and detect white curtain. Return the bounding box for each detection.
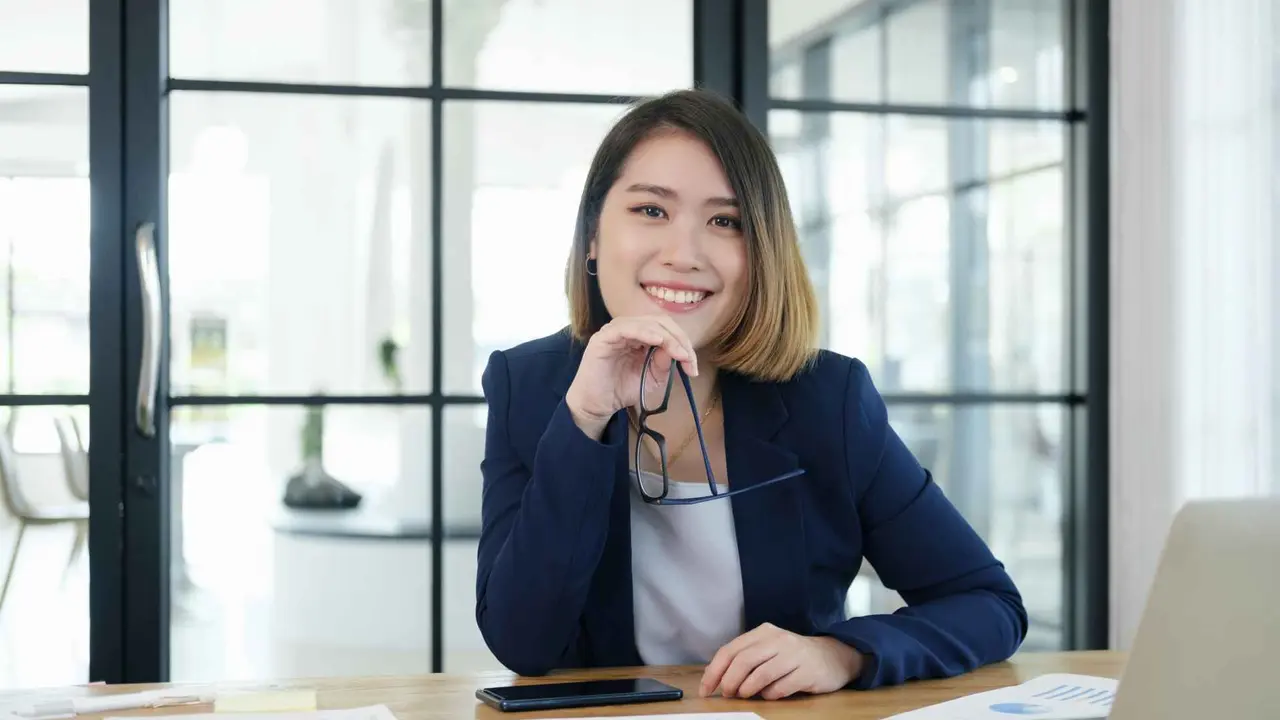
[1110,0,1278,649]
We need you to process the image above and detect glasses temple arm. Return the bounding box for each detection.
[677,367,720,492]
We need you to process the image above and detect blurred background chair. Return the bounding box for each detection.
[52,416,89,503]
[52,415,90,584]
[0,428,89,617]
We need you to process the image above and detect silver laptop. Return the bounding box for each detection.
[1110,496,1280,719]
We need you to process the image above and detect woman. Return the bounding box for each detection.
[475,88,1026,700]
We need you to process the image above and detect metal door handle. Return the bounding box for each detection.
[135,222,161,438]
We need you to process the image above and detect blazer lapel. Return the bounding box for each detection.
[721,373,812,635]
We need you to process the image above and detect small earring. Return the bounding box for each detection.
[585,257,598,276]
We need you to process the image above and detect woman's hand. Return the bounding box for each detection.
[699,623,864,700]
[564,315,697,439]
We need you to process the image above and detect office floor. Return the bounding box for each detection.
[0,523,89,689]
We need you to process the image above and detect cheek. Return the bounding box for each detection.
[593,224,647,307]
[597,232,642,282]
[713,240,749,294]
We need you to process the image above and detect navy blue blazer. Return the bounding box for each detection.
[475,328,1027,689]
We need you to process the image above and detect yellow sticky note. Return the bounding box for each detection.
[214,689,318,713]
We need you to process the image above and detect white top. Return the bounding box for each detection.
[628,470,745,665]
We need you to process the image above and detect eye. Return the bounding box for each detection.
[630,204,667,220]
[711,215,742,231]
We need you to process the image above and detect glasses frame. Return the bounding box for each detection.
[633,346,805,505]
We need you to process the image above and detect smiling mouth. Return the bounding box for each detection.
[643,284,711,306]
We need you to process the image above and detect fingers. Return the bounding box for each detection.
[736,654,799,699]
[760,669,806,701]
[715,642,779,699]
[599,321,667,354]
[700,624,772,696]
[650,316,698,376]
[633,316,694,375]
[702,628,857,702]
[602,317,697,376]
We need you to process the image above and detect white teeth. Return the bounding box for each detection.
[646,285,706,304]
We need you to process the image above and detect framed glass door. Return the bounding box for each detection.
[0,0,135,687]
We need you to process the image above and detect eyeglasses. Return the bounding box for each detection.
[632,345,806,505]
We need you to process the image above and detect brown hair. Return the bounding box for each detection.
[564,89,819,383]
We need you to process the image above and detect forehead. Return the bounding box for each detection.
[616,130,735,199]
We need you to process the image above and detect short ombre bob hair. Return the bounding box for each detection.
[564,89,819,383]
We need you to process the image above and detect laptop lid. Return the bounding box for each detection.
[1110,497,1280,720]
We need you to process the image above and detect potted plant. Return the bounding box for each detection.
[281,396,362,510]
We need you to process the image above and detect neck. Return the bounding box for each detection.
[680,356,720,412]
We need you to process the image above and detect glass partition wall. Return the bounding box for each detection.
[0,0,1107,685]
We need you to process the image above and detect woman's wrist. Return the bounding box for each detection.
[812,635,865,685]
[565,387,612,440]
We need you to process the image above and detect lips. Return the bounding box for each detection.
[644,285,709,305]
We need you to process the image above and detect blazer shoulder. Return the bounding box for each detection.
[787,348,872,391]
[774,349,886,432]
[484,327,582,404]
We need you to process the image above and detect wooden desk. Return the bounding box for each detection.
[2,652,1122,720]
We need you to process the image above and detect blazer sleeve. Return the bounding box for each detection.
[819,360,1029,689]
[474,350,626,676]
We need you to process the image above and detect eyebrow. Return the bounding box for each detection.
[625,183,738,208]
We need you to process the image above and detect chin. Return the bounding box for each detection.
[673,319,719,351]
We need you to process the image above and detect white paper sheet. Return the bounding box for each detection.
[106,706,398,720]
[885,674,1118,720]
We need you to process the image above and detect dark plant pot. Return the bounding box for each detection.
[283,458,362,510]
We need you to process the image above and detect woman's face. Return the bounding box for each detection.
[591,130,749,352]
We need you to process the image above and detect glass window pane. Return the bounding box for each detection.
[0,87,90,395]
[168,404,432,681]
[443,101,628,395]
[848,403,1064,650]
[168,92,431,396]
[771,109,1066,393]
[986,0,1066,109]
[169,0,432,86]
[446,0,693,95]
[771,5,882,103]
[888,403,1064,650]
[0,1,88,74]
[0,404,91,687]
[768,0,1065,110]
[886,0,1064,109]
[443,405,500,672]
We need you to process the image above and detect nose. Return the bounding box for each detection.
[656,222,703,271]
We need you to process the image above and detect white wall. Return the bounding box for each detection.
[1110,0,1278,649]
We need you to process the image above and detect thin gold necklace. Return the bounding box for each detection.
[628,390,721,469]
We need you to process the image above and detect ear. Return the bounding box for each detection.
[588,238,598,260]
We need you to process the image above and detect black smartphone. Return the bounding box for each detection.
[475,677,684,712]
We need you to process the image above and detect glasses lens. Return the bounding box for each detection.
[636,464,666,498]
[640,383,667,415]
[634,427,667,499]
[639,352,672,416]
